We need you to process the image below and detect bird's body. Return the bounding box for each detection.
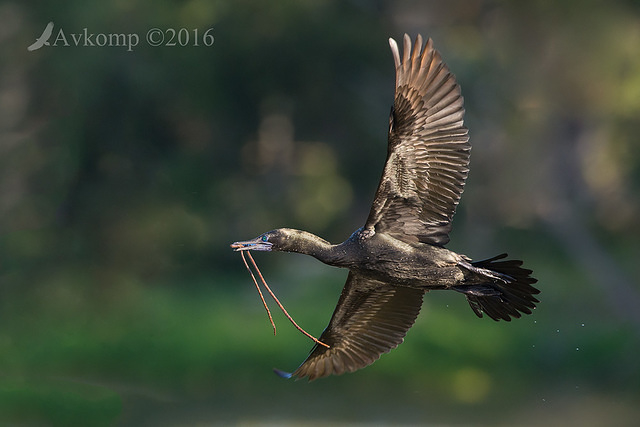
[232,34,539,381]
[276,227,463,288]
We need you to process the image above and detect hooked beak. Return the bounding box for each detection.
[230,237,273,252]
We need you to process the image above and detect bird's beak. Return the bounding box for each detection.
[230,237,273,252]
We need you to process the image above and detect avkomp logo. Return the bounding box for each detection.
[27,22,215,52]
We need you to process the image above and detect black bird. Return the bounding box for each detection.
[231,34,539,381]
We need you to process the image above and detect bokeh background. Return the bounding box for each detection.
[1,0,639,425]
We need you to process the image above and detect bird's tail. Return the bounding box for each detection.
[455,253,540,321]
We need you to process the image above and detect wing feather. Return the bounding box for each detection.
[365,34,470,245]
[290,272,425,381]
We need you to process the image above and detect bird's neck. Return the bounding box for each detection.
[282,230,343,265]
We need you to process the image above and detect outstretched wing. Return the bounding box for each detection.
[365,34,470,246]
[286,272,425,381]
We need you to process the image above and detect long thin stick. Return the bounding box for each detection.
[240,250,276,335]
[245,251,330,349]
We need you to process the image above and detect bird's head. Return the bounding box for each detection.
[230,228,295,252]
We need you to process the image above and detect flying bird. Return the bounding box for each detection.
[27,22,54,51]
[231,34,539,381]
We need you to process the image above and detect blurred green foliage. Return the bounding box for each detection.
[1,0,639,425]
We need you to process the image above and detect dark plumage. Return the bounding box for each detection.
[231,34,539,381]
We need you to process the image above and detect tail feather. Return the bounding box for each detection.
[457,253,540,322]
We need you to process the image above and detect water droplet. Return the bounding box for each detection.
[581,323,585,327]
[556,329,560,333]
[576,347,579,351]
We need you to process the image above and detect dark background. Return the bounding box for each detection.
[1,0,639,425]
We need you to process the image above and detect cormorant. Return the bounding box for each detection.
[231,34,539,381]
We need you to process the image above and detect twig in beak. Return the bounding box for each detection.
[240,250,276,335]
[245,251,330,349]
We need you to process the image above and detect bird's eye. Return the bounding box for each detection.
[261,235,268,242]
